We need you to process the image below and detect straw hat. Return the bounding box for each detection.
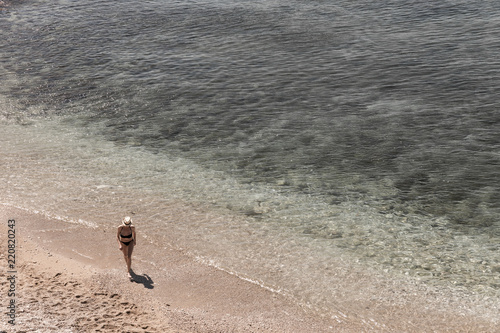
[122,216,133,225]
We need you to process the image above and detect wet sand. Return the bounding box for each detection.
[0,204,497,332]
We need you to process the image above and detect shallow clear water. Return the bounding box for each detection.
[1,0,499,322]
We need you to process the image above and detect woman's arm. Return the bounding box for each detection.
[132,226,137,245]
[117,226,122,243]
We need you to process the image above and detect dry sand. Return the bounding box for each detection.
[0,204,498,332]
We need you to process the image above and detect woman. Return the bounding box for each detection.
[117,216,136,280]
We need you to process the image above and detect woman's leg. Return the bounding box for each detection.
[127,243,135,272]
[120,244,131,273]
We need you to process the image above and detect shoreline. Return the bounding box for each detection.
[0,204,350,332]
[1,204,498,332]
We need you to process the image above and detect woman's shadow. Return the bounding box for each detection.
[129,269,154,289]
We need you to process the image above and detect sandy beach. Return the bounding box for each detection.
[1,204,498,333]
[0,205,353,333]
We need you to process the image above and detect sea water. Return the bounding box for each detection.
[1,0,499,324]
